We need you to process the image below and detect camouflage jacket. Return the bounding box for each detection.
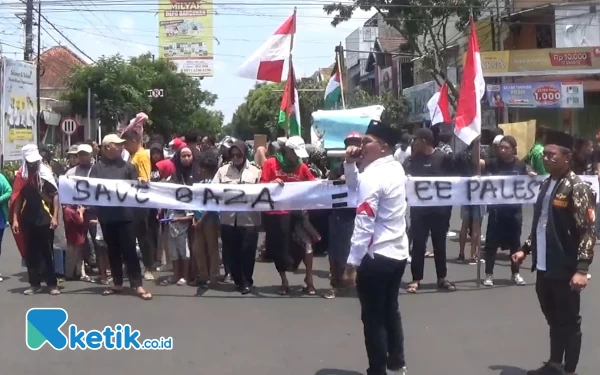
[522,171,595,277]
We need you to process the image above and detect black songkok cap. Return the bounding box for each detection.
[545,130,574,151]
[365,120,400,147]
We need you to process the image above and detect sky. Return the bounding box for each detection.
[0,0,375,124]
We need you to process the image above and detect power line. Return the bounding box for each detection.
[36,11,95,61]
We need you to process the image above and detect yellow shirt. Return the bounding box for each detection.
[130,148,151,182]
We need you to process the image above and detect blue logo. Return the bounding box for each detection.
[26,308,173,350]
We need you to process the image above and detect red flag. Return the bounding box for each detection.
[454,20,485,145]
[427,82,452,124]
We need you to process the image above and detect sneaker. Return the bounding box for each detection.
[512,273,526,286]
[483,274,494,287]
[23,287,42,295]
[526,362,566,375]
[388,367,408,375]
[48,288,61,296]
[143,269,155,281]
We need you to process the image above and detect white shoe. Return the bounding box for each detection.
[446,231,457,238]
[512,273,526,286]
[388,367,407,375]
[143,269,155,281]
[483,274,494,287]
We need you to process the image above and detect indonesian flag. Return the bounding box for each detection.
[454,20,485,145]
[278,62,301,136]
[427,82,451,125]
[324,62,341,109]
[236,13,296,82]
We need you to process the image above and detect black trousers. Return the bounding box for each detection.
[148,209,159,253]
[410,208,451,281]
[23,224,56,287]
[357,254,407,375]
[221,224,259,288]
[263,214,293,273]
[536,272,582,373]
[133,208,155,269]
[101,221,142,288]
[484,211,522,275]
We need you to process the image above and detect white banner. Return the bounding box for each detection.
[58,176,353,211]
[58,175,599,211]
[407,175,599,207]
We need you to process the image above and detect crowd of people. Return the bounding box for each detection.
[0,119,595,375]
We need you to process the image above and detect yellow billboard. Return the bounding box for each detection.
[158,0,213,77]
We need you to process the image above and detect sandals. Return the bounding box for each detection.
[102,287,123,296]
[136,289,153,301]
[437,279,456,292]
[406,282,419,294]
[278,285,290,296]
[80,275,92,282]
[322,289,336,299]
[303,285,316,296]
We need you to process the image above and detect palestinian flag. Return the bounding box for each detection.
[324,62,341,109]
[278,62,301,136]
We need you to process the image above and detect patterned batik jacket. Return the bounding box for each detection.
[522,171,596,278]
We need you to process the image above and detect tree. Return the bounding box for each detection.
[227,79,406,139]
[64,53,223,138]
[324,0,487,104]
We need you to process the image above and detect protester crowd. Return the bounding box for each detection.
[0,118,596,375]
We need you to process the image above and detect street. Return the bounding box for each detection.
[0,206,599,375]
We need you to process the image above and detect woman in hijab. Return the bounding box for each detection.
[308,147,328,179]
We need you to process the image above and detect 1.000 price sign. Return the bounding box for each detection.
[533,85,561,105]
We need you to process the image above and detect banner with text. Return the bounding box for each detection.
[407,175,599,207]
[58,176,353,211]
[486,82,584,109]
[59,175,599,210]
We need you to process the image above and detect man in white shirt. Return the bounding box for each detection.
[513,131,595,375]
[343,120,409,375]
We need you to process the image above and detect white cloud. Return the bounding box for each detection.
[119,17,136,35]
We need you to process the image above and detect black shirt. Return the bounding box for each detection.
[21,179,57,227]
[90,157,138,223]
[404,149,455,177]
[485,157,527,213]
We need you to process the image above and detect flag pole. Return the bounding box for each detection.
[336,42,346,109]
[285,7,297,138]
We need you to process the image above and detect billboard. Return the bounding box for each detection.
[158,0,213,77]
[1,58,37,161]
[477,47,600,77]
[486,82,584,109]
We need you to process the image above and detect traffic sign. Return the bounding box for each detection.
[147,89,164,98]
[60,117,79,135]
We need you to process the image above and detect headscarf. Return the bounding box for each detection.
[150,142,164,168]
[172,146,201,185]
[229,140,248,170]
[308,147,327,179]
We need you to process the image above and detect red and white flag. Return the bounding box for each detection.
[454,20,485,145]
[236,13,296,82]
[427,82,451,125]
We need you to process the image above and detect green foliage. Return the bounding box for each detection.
[2,161,20,185]
[64,54,223,138]
[227,79,406,140]
[324,0,488,102]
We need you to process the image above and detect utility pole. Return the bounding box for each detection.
[24,0,34,61]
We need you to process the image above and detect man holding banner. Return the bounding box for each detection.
[343,120,409,375]
[513,132,594,375]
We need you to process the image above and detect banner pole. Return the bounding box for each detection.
[285,7,296,138]
[336,43,346,110]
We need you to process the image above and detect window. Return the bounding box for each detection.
[536,24,552,49]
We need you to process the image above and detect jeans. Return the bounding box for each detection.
[0,227,5,258]
[101,221,142,288]
[221,225,259,288]
[536,272,582,373]
[133,208,155,269]
[23,224,57,287]
[357,254,407,375]
[410,208,451,281]
[484,210,522,275]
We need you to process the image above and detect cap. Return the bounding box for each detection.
[22,144,43,163]
[493,135,504,145]
[67,145,79,155]
[284,136,309,159]
[102,133,125,145]
[169,137,185,150]
[77,144,93,154]
[366,120,400,146]
[545,130,574,150]
[414,128,435,146]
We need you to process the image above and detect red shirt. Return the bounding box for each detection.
[63,206,86,246]
[260,157,315,214]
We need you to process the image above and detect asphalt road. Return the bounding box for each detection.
[0,207,598,375]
